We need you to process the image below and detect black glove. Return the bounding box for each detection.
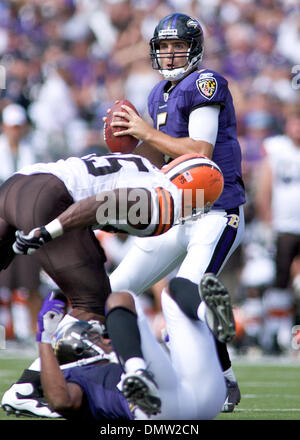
[13,226,52,255]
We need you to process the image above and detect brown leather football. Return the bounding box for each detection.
[104,99,139,154]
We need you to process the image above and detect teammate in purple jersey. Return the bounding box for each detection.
[30,292,135,421]
[108,13,246,412]
[60,363,133,420]
[27,284,228,420]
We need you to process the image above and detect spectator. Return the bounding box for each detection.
[0,104,35,182]
[240,110,275,193]
[255,105,300,354]
[277,12,300,64]
[0,103,41,342]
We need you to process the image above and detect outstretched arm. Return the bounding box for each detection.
[12,186,174,255]
[37,292,83,415]
[12,190,118,255]
[12,194,104,256]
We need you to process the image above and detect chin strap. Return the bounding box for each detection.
[59,351,118,370]
[59,328,119,370]
[159,54,201,82]
[160,67,187,81]
[174,203,213,225]
[59,336,119,370]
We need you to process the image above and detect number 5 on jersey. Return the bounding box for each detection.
[157,112,168,130]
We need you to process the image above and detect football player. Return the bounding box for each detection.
[1,152,223,417]
[26,291,138,420]
[12,275,230,420]
[106,13,246,412]
[11,154,224,253]
[255,106,300,352]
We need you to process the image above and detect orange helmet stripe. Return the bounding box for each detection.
[153,187,174,236]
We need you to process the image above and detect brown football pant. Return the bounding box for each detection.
[0,173,111,321]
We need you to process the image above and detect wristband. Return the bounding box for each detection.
[45,219,63,239]
[38,332,53,344]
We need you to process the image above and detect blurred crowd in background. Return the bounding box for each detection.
[0,0,300,358]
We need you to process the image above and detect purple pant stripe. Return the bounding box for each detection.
[206,225,237,274]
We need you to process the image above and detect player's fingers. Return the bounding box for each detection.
[121,104,136,115]
[112,111,130,119]
[113,116,131,126]
[111,121,129,128]
[113,129,130,136]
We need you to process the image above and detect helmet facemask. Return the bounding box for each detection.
[53,320,118,369]
[150,39,202,82]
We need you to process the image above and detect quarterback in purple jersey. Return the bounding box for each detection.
[147,68,245,210]
[108,12,246,413]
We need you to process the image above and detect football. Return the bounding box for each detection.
[104,99,139,154]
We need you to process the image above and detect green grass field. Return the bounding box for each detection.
[217,362,300,420]
[0,357,300,421]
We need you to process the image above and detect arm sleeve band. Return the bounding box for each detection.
[188,105,220,146]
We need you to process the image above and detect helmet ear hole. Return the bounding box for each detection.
[74,344,84,356]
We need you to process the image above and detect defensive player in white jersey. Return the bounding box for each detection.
[256,106,300,352]
[1,152,224,417]
[0,152,223,324]
[0,152,182,324]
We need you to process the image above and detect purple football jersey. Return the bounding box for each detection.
[148,69,246,210]
[63,363,133,420]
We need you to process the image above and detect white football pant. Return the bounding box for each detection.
[135,290,226,420]
[110,207,245,292]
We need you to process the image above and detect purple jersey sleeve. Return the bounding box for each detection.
[63,363,133,420]
[183,70,228,110]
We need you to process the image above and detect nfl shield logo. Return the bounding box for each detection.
[196,77,217,100]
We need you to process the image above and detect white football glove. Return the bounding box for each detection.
[37,291,68,344]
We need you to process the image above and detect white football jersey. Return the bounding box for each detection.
[16,153,181,236]
[263,135,300,234]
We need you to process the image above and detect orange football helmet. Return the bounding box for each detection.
[162,153,224,219]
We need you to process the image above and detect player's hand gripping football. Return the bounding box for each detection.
[37,291,68,344]
[111,103,150,140]
[13,226,52,255]
[103,100,152,150]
